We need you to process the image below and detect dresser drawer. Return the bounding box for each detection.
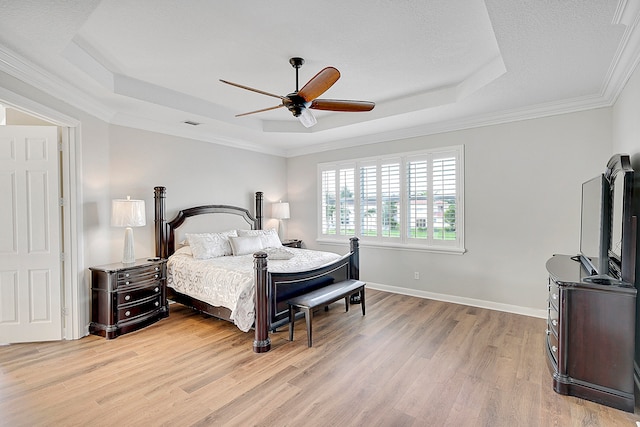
[548,282,560,311]
[117,295,163,322]
[117,283,162,306]
[547,332,559,366]
[548,307,559,336]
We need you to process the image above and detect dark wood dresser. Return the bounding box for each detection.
[90,258,168,339]
[546,254,636,412]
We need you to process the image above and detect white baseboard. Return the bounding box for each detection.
[365,282,547,319]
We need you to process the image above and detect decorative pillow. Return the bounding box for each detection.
[264,246,295,260]
[172,246,193,257]
[237,228,282,248]
[229,235,264,256]
[185,230,238,259]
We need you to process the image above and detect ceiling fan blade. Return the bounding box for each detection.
[235,104,285,117]
[297,67,340,102]
[220,79,285,100]
[310,99,375,112]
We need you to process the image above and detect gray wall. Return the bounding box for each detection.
[612,59,640,380]
[287,109,612,315]
[107,125,287,263]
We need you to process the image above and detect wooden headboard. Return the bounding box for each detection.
[153,186,263,258]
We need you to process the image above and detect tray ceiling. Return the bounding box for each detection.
[0,1,638,156]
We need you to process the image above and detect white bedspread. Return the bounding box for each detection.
[167,248,341,332]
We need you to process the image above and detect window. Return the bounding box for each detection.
[318,145,464,253]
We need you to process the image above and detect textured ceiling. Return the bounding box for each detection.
[0,1,638,156]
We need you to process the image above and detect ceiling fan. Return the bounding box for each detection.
[220,57,375,128]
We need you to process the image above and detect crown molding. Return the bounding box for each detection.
[284,95,612,158]
[0,45,114,122]
[603,0,640,104]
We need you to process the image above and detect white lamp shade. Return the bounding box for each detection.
[272,202,290,220]
[111,197,146,227]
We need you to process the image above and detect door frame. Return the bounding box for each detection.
[0,86,84,340]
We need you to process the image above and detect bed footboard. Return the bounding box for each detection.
[257,237,360,334]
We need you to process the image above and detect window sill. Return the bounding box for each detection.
[316,238,466,255]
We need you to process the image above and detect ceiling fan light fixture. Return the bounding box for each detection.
[298,107,317,128]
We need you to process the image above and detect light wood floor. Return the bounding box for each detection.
[2,289,640,426]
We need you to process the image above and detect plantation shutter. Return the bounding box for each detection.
[432,154,457,241]
[321,169,336,235]
[359,163,377,237]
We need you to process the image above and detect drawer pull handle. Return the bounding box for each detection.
[551,345,557,353]
[125,310,131,317]
[155,274,159,279]
[552,293,557,300]
[124,295,131,301]
[155,301,159,307]
[552,319,557,326]
[125,281,130,285]
[155,267,159,271]
[545,329,550,335]
[154,287,159,292]
[125,273,130,278]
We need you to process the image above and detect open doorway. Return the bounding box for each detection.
[0,99,83,343]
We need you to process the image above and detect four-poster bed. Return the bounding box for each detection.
[153,186,360,353]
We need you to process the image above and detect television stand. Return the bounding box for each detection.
[546,254,636,412]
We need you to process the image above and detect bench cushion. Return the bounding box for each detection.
[288,279,365,309]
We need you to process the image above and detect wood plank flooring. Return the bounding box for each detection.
[1,289,640,426]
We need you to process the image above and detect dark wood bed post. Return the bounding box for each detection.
[350,237,360,280]
[154,186,166,259]
[253,251,271,353]
[255,191,263,229]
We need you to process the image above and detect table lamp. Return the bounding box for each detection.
[111,196,146,264]
[272,201,290,240]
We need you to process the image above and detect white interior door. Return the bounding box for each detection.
[0,125,62,344]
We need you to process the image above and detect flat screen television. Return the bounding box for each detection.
[579,173,610,276]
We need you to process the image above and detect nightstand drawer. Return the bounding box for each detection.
[118,265,163,285]
[118,295,163,322]
[117,275,163,292]
[117,283,162,306]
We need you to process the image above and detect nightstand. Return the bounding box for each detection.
[282,239,302,248]
[89,258,168,339]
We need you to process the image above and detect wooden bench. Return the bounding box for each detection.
[288,279,366,347]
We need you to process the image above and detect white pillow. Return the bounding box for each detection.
[185,230,238,259]
[237,228,282,248]
[229,235,264,256]
[264,246,294,260]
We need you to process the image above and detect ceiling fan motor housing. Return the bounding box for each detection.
[284,93,306,117]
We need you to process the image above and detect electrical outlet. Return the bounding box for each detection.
[414,272,419,280]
